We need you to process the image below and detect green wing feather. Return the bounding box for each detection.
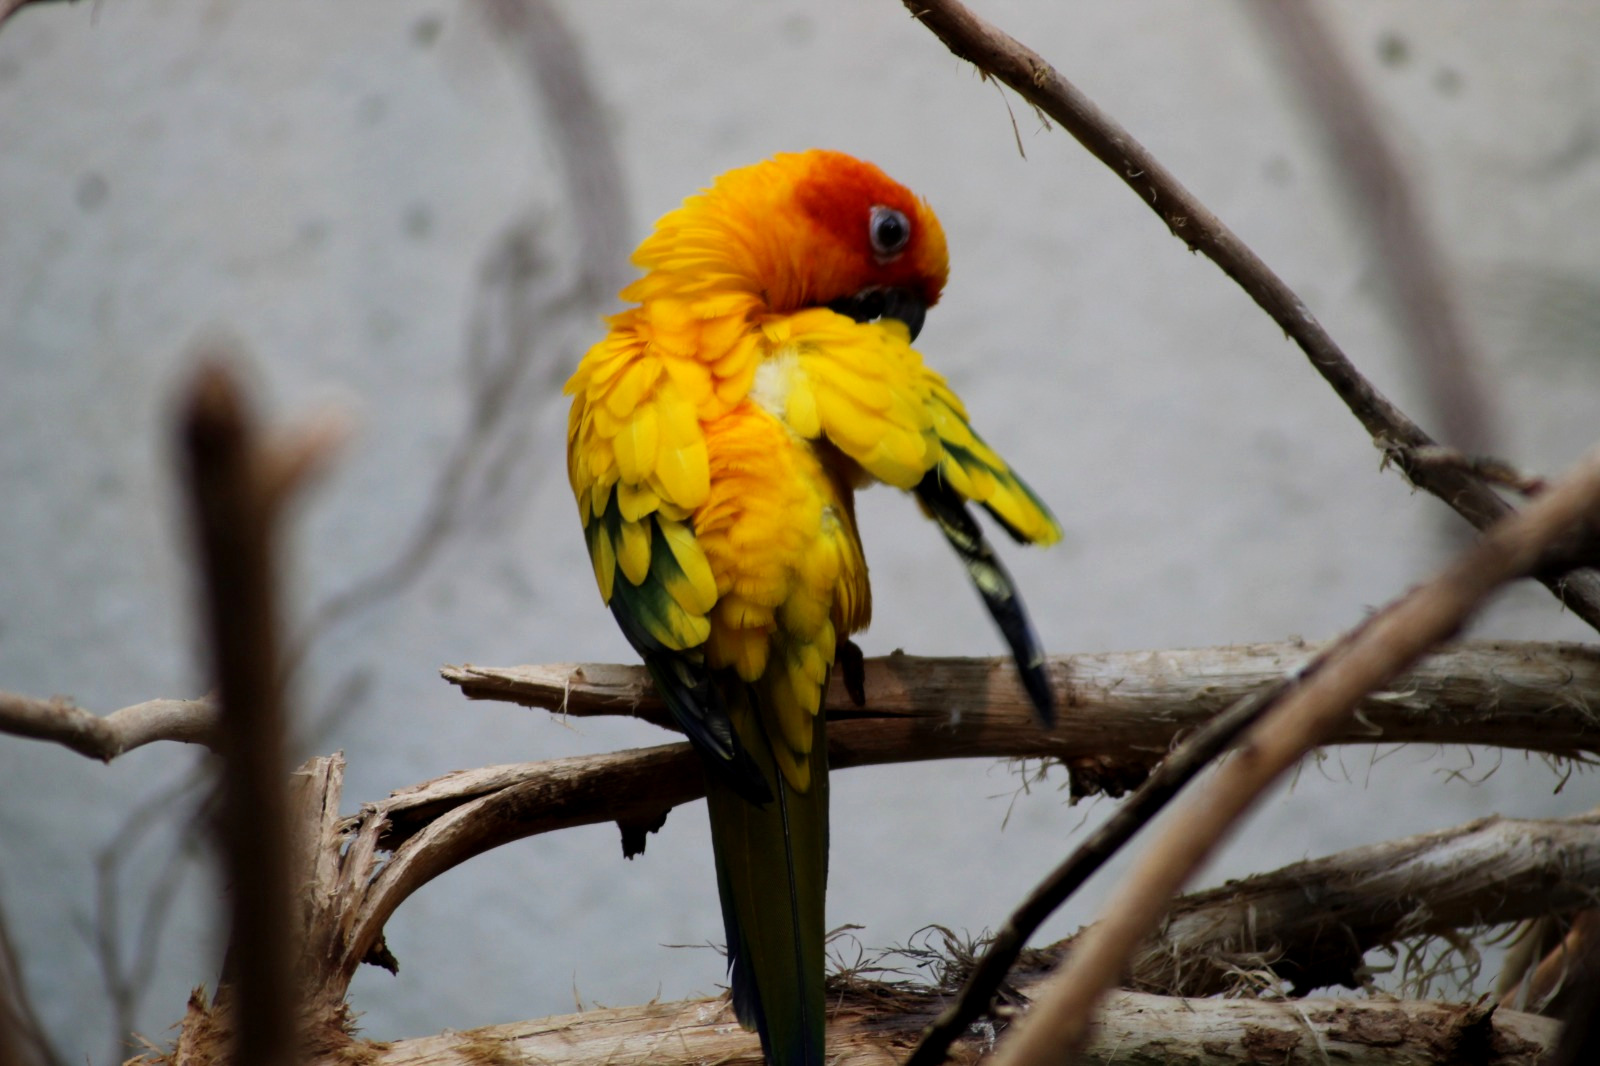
[922,372,1062,546]
[588,494,773,803]
[917,370,1060,724]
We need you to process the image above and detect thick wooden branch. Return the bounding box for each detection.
[1130,813,1600,998]
[898,0,1600,630]
[341,989,1555,1066]
[288,768,1600,1031]
[170,741,1590,1066]
[15,634,1595,1016]
[444,639,1600,770]
[0,691,217,760]
[155,636,1600,1056]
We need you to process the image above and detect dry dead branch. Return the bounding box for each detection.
[178,357,341,1066]
[0,692,217,761]
[898,0,1600,631]
[445,639,1600,772]
[986,442,1600,1064]
[322,988,1557,1066]
[156,751,1600,1066]
[1130,813,1600,997]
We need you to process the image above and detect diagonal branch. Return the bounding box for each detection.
[903,678,1298,1066]
[898,0,1600,631]
[986,440,1600,1064]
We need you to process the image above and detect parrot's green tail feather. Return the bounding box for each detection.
[704,690,828,1066]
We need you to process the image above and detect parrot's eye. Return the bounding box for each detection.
[868,205,911,259]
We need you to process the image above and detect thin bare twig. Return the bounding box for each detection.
[988,442,1600,1065]
[0,890,63,1066]
[479,0,632,303]
[84,770,213,1063]
[898,0,1600,632]
[0,691,217,760]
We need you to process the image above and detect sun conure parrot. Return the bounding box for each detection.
[564,149,1060,1066]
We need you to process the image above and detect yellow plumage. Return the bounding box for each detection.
[564,150,1059,1066]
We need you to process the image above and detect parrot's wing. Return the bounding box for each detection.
[778,309,1061,544]
[567,331,772,802]
[920,370,1062,546]
[770,309,941,490]
[781,311,1060,724]
[916,371,1061,725]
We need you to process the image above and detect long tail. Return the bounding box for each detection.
[703,687,828,1066]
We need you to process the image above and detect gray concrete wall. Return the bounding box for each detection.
[2,2,1598,1060]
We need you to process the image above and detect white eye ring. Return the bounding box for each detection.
[869,205,911,259]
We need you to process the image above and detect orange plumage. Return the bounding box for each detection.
[565,150,1059,1066]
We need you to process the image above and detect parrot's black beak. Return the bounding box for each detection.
[827,286,928,342]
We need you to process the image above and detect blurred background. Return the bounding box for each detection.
[3,2,1599,1061]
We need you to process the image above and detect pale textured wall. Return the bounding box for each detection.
[2,2,1599,1060]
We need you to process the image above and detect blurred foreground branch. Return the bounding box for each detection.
[0,0,73,30]
[985,436,1600,1064]
[174,356,342,1066]
[1246,0,1493,456]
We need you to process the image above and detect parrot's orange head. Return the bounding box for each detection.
[631,149,950,340]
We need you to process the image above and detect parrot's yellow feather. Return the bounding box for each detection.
[563,150,1059,1066]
